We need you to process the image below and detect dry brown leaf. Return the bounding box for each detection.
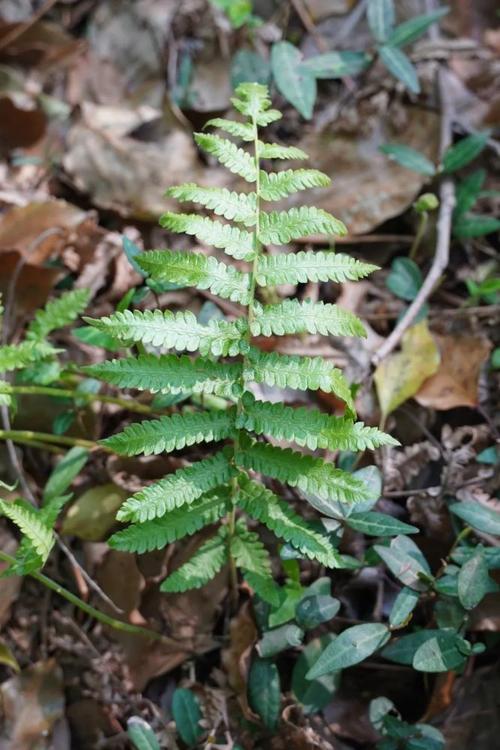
[291,106,440,234]
[415,334,492,409]
[0,96,46,151]
[221,601,257,708]
[0,20,83,68]
[0,659,65,750]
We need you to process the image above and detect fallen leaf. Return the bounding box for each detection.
[415,334,492,409]
[0,251,61,323]
[0,95,46,152]
[0,659,64,750]
[61,483,128,541]
[291,105,440,234]
[0,639,20,672]
[0,20,83,68]
[221,601,257,708]
[374,320,441,420]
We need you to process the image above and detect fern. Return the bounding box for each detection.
[159,213,255,260]
[256,250,378,287]
[250,299,366,338]
[161,526,228,592]
[26,288,91,341]
[167,184,257,225]
[238,395,398,451]
[101,408,236,456]
[260,169,330,200]
[85,309,246,357]
[0,498,54,562]
[236,478,340,567]
[117,450,236,522]
[136,250,251,304]
[86,83,392,602]
[109,490,229,553]
[259,207,347,244]
[0,340,57,374]
[235,441,370,503]
[85,354,243,396]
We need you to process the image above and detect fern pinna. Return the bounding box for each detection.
[85,83,396,602]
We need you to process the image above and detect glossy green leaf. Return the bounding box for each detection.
[172,688,203,747]
[412,631,470,672]
[457,551,490,609]
[379,45,420,93]
[257,623,304,658]
[347,511,418,537]
[301,51,370,78]
[453,215,500,238]
[380,144,435,175]
[127,717,160,750]
[386,257,423,301]
[453,169,485,219]
[375,535,431,590]
[442,132,489,173]
[295,594,340,630]
[367,0,395,42]
[387,7,449,47]
[292,635,340,714]
[450,502,500,535]
[389,587,419,628]
[307,623,390,677]
[271,42,316,119]
[248,658,281,729]
[382,629,442,665]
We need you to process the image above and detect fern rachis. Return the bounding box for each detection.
[85,83,393,601]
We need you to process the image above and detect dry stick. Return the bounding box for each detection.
[371,67,456,367]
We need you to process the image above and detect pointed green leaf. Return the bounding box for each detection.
[457,551,490,609]
[379,45,420,93]
[0,499,54,563]
[161,527,228,592]
[389,586,419,628]
[292,635,340,714]
[380,144,435,175]
[26,288,91,341]
[302,51,371,78]
[442,132,489,173]
[367,0,395,42]
[450,502,500,535]
[307,623,390,676]
[248,658,281,730]
[412,631,469,673]
[171,689,203,747]
[271,41,316,119]
[347,512,418,537]
[388,7,449,47]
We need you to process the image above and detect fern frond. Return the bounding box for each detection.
[0,499,54,562]
[137,250,251,304]
[161,527,228,592]
[238,396,398,451]
[250,299,366,338]
[109,489,229,553]
[85,354,242,396]
[117,450,236,522]
[194,133,257,182]
[159,212,254,260]
[205,118,254,141]
[231,521,273,577]
[26,288,91,341]
[244,349,354,410]
[235,442,370,504]
[167,184,257,226]
[236,478,340,567]
[260,169,330,201]
[259,143,308,160]
[101,408,236,456]
[259,207,346,244]
[85,309,246,357]
[256,251,378,287]
[0,340,57,374]
[231,82,281,125]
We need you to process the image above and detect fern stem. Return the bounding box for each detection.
[0,429,104,452]
[2,384,155,415]
[226,111,264,607]
[0,549,162,640]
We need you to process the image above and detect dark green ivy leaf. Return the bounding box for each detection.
[248,657,281,730]
[171,688,203,747]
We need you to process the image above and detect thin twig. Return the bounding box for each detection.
[372,67,455,366]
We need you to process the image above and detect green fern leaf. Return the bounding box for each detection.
[0,499,54,562]
[244,348,354,410]
[259,143,308,160]
[85,309,246,357]
[231,522,272,577]
[250,299,366,338]
[109,489,229,553]
[259,207,346,244]
[161,527,228,592]
[231,82,281,125]
[205,117,254,141]
[101,407,236,456]
[85,354,242,396]
[117,450,236,522]
[236,478,340,567]
[260,169,330,201]
[167,184,257,225]
[194,133,257,182]
[137,250,251,304]
[238,395,398,451]
[235,442,370,504]
[160,212,254,260]
[26,289,91,341]
[256,250,378,287]
[0,340,57,374]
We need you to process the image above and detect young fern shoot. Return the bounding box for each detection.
[85,83,396,603]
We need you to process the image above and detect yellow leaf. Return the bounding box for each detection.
[0,639,20,672]
[374,320,440,420]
